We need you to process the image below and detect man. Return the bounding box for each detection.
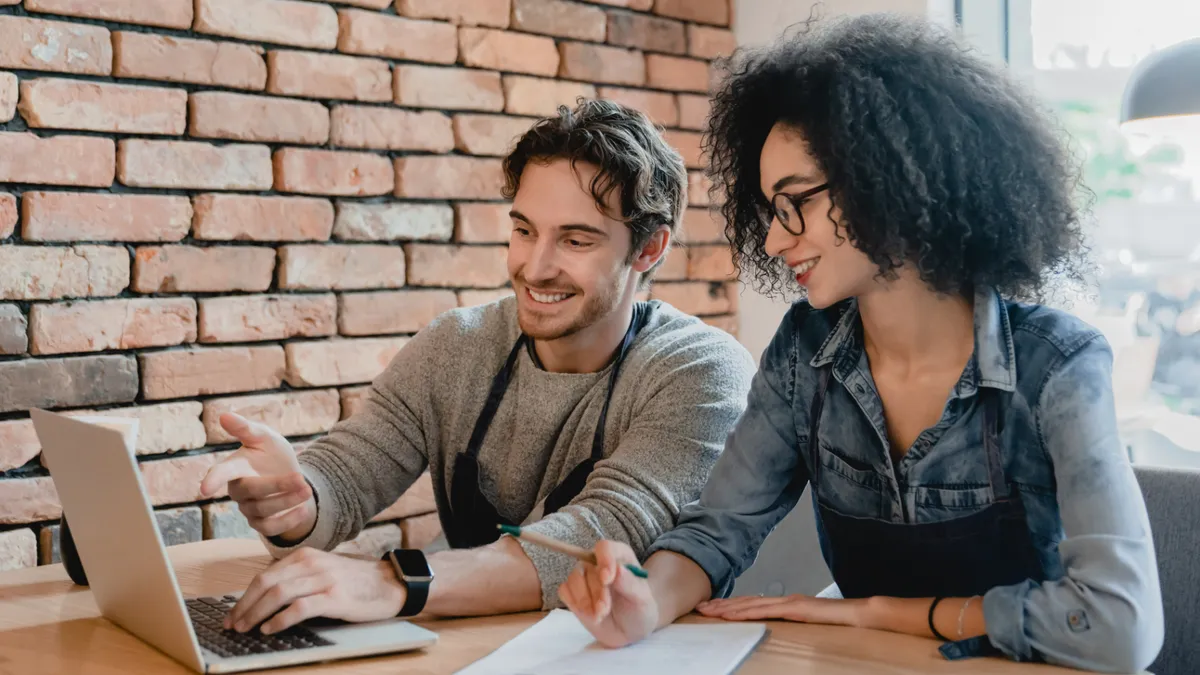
[199,99,756,635]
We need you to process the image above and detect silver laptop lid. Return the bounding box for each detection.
[31,409,206,673]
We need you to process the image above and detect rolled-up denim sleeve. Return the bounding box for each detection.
[646,308,810,599]
[983,336,1164,673]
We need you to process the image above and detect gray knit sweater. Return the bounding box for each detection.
[274,296,755,608]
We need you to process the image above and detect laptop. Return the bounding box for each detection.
[30,408,438,674]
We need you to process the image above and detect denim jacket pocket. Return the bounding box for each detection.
[814,441,885,518]
[908,484,995,524]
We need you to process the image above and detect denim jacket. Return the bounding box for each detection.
[648,287,1164,672]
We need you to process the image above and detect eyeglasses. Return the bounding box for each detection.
[769,183,830,236]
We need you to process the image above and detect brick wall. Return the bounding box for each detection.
[0,0,738,571]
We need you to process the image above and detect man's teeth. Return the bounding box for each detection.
[529,290,571,303]
[794,258,819,275]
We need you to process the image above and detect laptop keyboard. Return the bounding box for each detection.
[186,596,334,659]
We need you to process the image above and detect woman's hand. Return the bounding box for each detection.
[557,540,659,648]
[696,594,869,627]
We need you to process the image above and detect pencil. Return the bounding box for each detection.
[497,524,650,578]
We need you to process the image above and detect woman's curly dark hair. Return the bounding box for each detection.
[707,12,1092,301]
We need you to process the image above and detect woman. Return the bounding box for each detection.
[557,13,1164,672]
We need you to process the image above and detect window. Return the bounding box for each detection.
[966,0,1200,465]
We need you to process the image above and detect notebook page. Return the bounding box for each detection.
[456,610,767,675]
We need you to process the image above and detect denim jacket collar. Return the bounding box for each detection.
[809,286,1017,396]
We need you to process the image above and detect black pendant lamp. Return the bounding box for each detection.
[1120,38,1200,136]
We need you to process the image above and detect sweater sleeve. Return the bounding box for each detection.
[514,327,756,608]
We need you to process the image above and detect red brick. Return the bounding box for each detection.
[656,247,688,281]
[278,244,406,290]
[22,192,191,242]
[406,244,508,287]
[0,246,127,300]
[458,288,513,307]
[195,0,338,49]
[646,54,710,93]
[268,50,391,102]
[285,337,408,386]
[687,24,735,59]
[558,42,646,86]
[330,106,453,152]
[30,298,197,355]
[198,294,336,343]
[113,33,267,91]
[0,72,16,123]
[400,512,442,548]
[24,0,192,29]
[512,0,605,41]
[0,304,26,355]
[339,385,371,419]
[394,156,503,200]
[133,246,275,293]
[189,92,329,144]
[459,28,559,77]
[677,94,710,130]
[0,132,114,187]
[397,0,511,28]
[18,78,185,135]
[140,346,285,399]
[203,390,341,443]
[702,314,737,337]
[455,203,512,243]
[0,16,111,76]
[338,10,456,63]
[394,65,503,111]
[502,75,596,116]
[664,129,703,169]
[607,11,685,54]
[650,280,736,315]
[371,472,436,521]
[66,402,207,456]
[0,354,138,415]
[0,477,59,524]
[0,419,40,472]
[0,192,16,238]
[681,207,724,243]
[0,529,36,571]
[118,140,272,191]
[654,0,728,26]
[589,0,652,8]
[193,194,334,242]
[452,114,533,157]
[597,86,678,127]
[141,452,234,506]
[687,244,735,281]
[688,170,713,206]
[274,148,394,197]
[334,202,453,241]
[338,290,457,336]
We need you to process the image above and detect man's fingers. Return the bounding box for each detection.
[236,574,327,633]
[228,557,313,629]
[238,487,312,519]
[219,413,272,445]
[228,472,309,502]
[568,566,596,619]
[592,540,633,585]
[200,457,258,497]
[263,595,327,635]
[247,501,315,538]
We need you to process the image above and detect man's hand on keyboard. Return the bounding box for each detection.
[225,548,407,635]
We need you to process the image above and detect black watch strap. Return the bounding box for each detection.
[384,549,432,617]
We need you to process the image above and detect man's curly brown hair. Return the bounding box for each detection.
[707,13,1092,301]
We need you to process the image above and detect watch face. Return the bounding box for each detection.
[392,549,433,580]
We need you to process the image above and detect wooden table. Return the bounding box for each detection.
[0,539,1079,675]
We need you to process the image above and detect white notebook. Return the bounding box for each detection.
[456,610,767,675]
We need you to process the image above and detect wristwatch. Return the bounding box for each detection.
[382,549,434,617]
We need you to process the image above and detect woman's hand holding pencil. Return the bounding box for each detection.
[497,525,649,578]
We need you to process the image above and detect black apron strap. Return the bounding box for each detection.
[464,336,527,460]
[982,389,1009,499]
[588,302,648,461]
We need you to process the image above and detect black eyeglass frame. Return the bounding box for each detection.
[769,183,830,236]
